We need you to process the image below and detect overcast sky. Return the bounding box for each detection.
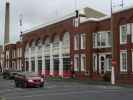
[0,0,133,45]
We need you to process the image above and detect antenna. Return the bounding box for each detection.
[112,0,124,9]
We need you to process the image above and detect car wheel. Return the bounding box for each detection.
[15,81,19,87]
[40,83,44,88]
[23,82,28,88]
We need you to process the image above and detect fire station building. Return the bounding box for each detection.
[21,6,133,84]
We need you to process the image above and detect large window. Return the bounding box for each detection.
[74,55,79,71]
[120,51,127,72]
[62,32,70,49]
[45,56,50,71]
[38,58,42,72]
[31,60,35,72]
[106,55,112,71]
[81,33,86,49]
[53,55,59,71]
[63,57,71,71]
[120,25,127,44]
[120,24,130,44]
[81,55,86,71]
[74,34,79,50]
[93,31,111,48]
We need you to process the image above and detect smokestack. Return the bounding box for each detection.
[4,0,10,45]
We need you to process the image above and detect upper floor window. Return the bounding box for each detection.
[120,25,127,44]
[120,24,130,44]
[53,42,59,48]
[93,31,111,48]
[81,33,86,49]
[74,34,79,50]
[62,32,70,48]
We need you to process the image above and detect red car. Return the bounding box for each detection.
[14,72,44,88]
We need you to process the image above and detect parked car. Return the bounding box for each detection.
[2,70,21,79]
[14,72,44,88]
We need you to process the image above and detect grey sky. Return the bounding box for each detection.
[0,0,133,45]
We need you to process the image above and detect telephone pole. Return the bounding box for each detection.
[111,0,124,85]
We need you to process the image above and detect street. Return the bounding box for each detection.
[0,77,133,100]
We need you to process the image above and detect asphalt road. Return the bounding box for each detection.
[0,77,133,100]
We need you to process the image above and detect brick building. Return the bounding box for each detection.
[4,42,23,71]
[19,6,133,84]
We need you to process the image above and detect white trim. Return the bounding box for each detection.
[81,33,86,49]
[99,54,106,74]
[98,53,112,74]
[74,34,79,50]
[28,48,32,72]
[120,24,128,44]
[59,41,63,77]
[50,43,54,75]
[93,54,97,72]
[81,54,86,71]
[74,55,79,71]
[35,46,38,72]
[132,51,133,72]
[93,31,111,48]
[120,50,127,72]
[131,23,133,43]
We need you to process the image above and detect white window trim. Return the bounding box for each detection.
[93,31,111,48]
[81,33,86,49]
[74,55,78,71]
[106,56,112,71]
[120,50,127,72]
[74,35,78,50]
[81,54,86,72]
[93,54,97,72]
[120,24,128,44]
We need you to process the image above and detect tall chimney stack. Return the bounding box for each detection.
[4,0,10,45]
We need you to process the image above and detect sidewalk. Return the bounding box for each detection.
[47,77,133,88]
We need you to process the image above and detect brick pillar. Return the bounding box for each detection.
[127,34,132,74]
[86,32,93,77]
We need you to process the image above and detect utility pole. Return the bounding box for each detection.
[111,0,115,85]
[111,0,124,85]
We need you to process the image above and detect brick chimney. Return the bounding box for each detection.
[4,0,10,45]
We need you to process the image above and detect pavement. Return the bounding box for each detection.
[0,76,133,100]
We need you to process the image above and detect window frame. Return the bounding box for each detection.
[120,24,128,44]
[120,50,127,72]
